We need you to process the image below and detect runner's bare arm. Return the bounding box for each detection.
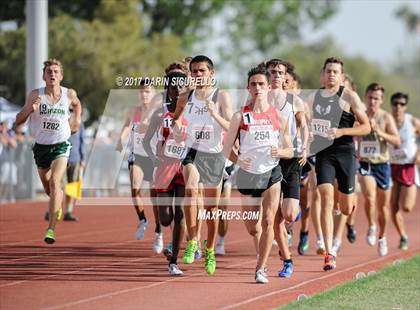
[223,111,241,164]
[15,90,39,126]
[272,111,293,159]
[294,96,309,163]
[412,116,420,164]
[336,90,370,138]
[375,112,400,146]
[206,90,233,131]
[68,89,82,134]
[142,109,162,165]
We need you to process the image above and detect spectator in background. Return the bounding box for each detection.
[0,121,17,203]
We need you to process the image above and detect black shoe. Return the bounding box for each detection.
[64,212,78,221]
[44,212,50,221]
[346,224,356,243]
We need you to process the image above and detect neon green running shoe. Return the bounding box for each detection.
[205,248,216,275]
[56,208,63,221]
[183,240,197,264]
[44,229,55,244]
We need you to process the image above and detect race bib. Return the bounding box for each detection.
[390,148,407,164]
[41,118,60,132]
[360,140,380,158]
[133,132,145,154]
[193,125,214,144]
[312,119,331,138]
[249,125,274,146]
[164,139,187,159]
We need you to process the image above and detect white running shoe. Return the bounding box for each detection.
[135,219,148,240]
[367,226,377,246]
[168,263,183,276]
[331,238,342,256]
[153,232,164,254]
[316,237,326,255]
[215,242,225,255]
[378,237,388,256]
[255,269,269,284]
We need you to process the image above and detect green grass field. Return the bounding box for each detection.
[280,255,420,310]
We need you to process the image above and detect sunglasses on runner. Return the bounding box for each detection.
[391,101,407,107]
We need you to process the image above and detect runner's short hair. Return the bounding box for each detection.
[323,57,344,72]
[189,55,214,71]
[248,66,270,84]
[165,61,189,75]
[390,92,409,104]
[265,58,290,71]
[365,82,385,95]
[43,58,63,74]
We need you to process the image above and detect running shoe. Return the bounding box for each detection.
[323,253,336,271]
[168,263,183,276]
[153,232,164,254]
[255,268,269,284]
[183,240,197,264]
[44,229,55,244]
[366,225,377,246]
[163,242,173,261]
[331,238,342,256]
[64,212,78,221]
[346,224,357,243]
[205,248,216,275]
[399,236,409,251]
[135,219,148,240]
[298,231,309,255]
[316,237,326,255]
[215,240,225,256]
[378,237,388,256]
[278,260,294,278]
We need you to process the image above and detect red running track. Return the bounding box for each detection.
[0,193,419,309]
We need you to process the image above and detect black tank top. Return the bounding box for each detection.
[312,86,355,152]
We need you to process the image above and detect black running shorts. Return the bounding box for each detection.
[315,145,356,194]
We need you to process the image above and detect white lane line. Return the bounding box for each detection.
[220,249,418,310]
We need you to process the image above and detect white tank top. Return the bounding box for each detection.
[183,88,223,153]
[389,113,417,164]
[31,87,71,145]
[271,92,303,154]
[239,104,281,174]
